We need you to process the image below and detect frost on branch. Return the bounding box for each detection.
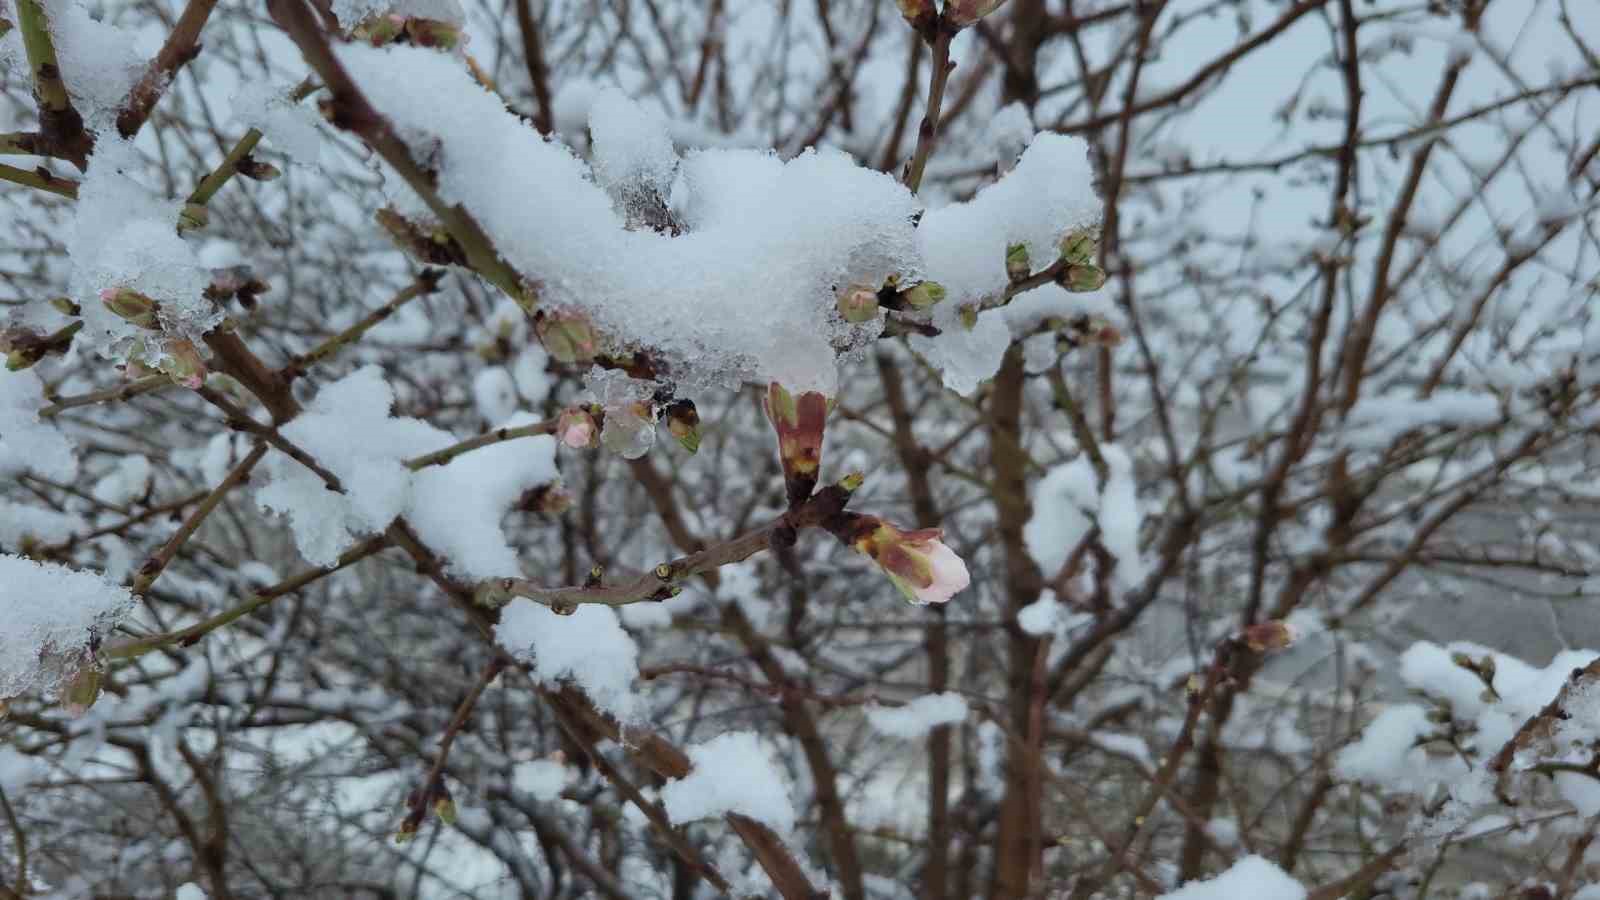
[1154,855,1305,900]
[0,555,134,701]
[496,599,640,721]
[659,731,797,834]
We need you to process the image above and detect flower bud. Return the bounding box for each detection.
[62,659,102,717]
[352,13,406,45]
[433,785,458,825]
[664,398,701,453]
[394,820,418,843]
[159,338,207,389]
[235,157,282,182]
[1006,243,1031,283]
[895,0,935,24]
[1057,264,1107,293]
[406,17,465,49]
[49,297,81,316]
[178,203,209,233]
[557,407,598,449]
[958,304,979,330]
[100,288,162,330]
[946,0,1010,28]
[1242,621,1299,653]
[843,516,971,606]
[1058,225,1099,266]
[535,310,598,365]
[764,383,829,507]
[534,484,572,515]
[837,284,880,323]
[897,281,947,310]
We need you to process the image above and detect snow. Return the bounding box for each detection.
[1017,593,1061,636]
[865,693,969,739]
[659,732,796,833]
[911,134,1102,393]
[1155,855,1305,900]
[91,454,152,506]
[471,367,519,424]
[256,365,453,566]
[338,43,920,393]
[1023,455,1097,575]
[1025,445,1149,589]
[0,555,135,699]
[407,414,559,579]
[0,501,79,549]
[175,885,208,900]
[0,369,78,480]
[496,599,640,721]
[1343,391,1502,449]
[39,0,155,127]
[67,138,220,363]
[511,759,569,801]
[230,82,325,164]
[329,0,463,29]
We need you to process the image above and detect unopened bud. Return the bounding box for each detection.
[556,407,598,449]
[958,304,979,330]
[764,383,829,507]
[535,484,572,515]
[1057,264,1107,293]
[100,288,161,330]
[1058,225,1100,266]
[235,157,282,182]
[394,820,418,843]
[49,297,80,316]
[1242,621,1299,653]
[159,338,207,389]
[838,471,864,492]
[946,0,1010,28]
[62,660,102,717]
[178,203,209,233]
[535,310,598,365]
[406,17,465,49]
[352,13,405,45]
[664,398,701,453]
[895,0,935,24]
[433,786,458,825]
[1006,243,1031,283]
[837,284,880,323]
[898,281,946,310]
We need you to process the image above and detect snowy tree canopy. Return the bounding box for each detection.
[1,0,1599,897]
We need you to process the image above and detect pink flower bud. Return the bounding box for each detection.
[946,0,1010,28]
[100,287,161,330]
[557,407,597,449]
[764,383,829,507]
[850,518,971,606]
[535,310,598,365]
[837,284,880,324]
[1242,621,1299,653]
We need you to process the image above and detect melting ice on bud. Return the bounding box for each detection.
[557,407,598,449]
[663,398,701,453]
[763,383,829,507]
[1242,621,1299,653]
[100,288,162,330]
[600,401,656,459]
[159,338,207,389]
[897,281,947,311]
[535,310,598,365]
[837,284,881,324]
[61,655,103,717]
[846,516,971,606]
